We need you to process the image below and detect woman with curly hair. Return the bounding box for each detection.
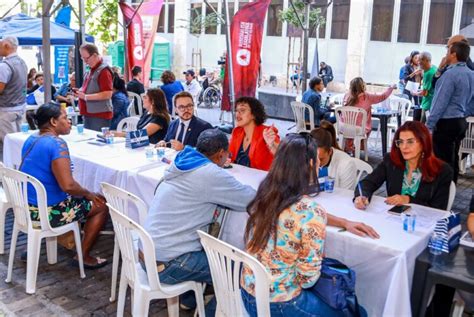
[160,70,184,114]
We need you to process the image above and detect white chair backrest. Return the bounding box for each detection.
[460,117,474,154]
[447,181,456,211]
[127,91,143,117]
[335,106,367,138]
[352,158,373,188]
[390,97,412,123]
[197,230,271,317]
[290,101,314,133]
[0,167,51,232]
[108,204,161,291]
[116,117,140,133]
[100,182,147,225]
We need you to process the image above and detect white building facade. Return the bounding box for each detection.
[153,0,473,86]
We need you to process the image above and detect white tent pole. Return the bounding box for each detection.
[42,0,54,104]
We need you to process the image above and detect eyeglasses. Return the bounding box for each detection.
[81,54,95,62]
[395,138,417,148]
[177,104,194,111]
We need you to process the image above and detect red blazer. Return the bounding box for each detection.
[229,125,280,171]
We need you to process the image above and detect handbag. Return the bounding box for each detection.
[428,212,461,253]
[311,258,361,317]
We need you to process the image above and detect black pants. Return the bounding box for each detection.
[425,285,456,317]
[432,118,468,183]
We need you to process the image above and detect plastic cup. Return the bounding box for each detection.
[101,127,110,136]
[324,176,335,193]
[402,212,416,233]
[77,124,84,134]
[429,232,444,255]
[21,122,29,134]
[157,148,165,158]
[145,146,155,159]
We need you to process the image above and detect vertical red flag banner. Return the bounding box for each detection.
[119,2,145,80]
[138,0,164,86]
[221,0,271,111]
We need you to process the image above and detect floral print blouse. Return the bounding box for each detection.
[401,162,422,197]
[241,196,327,302]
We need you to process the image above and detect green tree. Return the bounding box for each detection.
[85,0,118,44]
[278,1,325,34]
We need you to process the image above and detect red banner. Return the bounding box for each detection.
[138,0,164,86]
[119,2,145,80]
[221,0,271,111]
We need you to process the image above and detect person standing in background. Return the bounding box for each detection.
[126,66,145,115]
[413,52,437,123]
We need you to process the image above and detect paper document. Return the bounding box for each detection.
[405,81,420,93]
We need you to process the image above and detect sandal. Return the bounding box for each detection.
[72,257,108,270]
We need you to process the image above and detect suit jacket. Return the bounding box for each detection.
[229,125,280,171]
[354,154,453,210]
[164,116,213,147]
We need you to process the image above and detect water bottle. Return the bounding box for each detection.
[429,232,444,255]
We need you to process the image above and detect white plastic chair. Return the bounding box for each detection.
[459,117,474,174]
[116,116,140,133]
[100,182,148,303]
[197,230,271,317]
[108,204,205,317]
[1,167,85,294]
[447,181,456,211]
[352,158,373,189]
[127,91,143,117]
[290,101,315,133]
[335,106,369,161]
[0,162,12,255]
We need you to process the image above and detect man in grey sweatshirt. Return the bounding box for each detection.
[144,128,256,315]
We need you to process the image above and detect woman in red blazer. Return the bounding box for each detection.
[229,97,280,171]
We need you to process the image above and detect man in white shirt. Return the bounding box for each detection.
[183,69,201,105]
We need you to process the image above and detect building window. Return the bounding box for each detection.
[238,0,249,12]
[397,0,423,43]
[157,4,165,33]
[371,0,394,41]
[267,0,283,37]
[331,0,350,39]
[221,1,235,35]
[427,0,455,44]
[190,3,203,34]
[205,2,219,34]
[309,0,328,39]
[168,2,175,33]
[461,0,474,43]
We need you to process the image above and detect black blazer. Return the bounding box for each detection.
[354,154,453,210]
[164,116,213,147]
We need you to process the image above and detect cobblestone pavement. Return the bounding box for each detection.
[0,108,472,316]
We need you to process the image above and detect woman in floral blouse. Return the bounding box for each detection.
[240,133,346,316]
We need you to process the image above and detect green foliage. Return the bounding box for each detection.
[188,8,222,36]
[85,0,118,44]
[278,1,325,30]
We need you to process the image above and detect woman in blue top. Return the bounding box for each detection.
[20,103,109,269]
[110,74,129,130]
[160,70,184,114]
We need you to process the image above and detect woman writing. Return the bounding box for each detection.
[20,103,109,268]
[343,77,395,153]
[241,134,367,316]
[113,88,170,144]
[354,121,453,211]
[229,97,280,171]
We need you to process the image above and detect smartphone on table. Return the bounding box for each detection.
[387,205,411,215]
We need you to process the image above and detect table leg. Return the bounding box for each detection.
[411,256,432,317]
[380,116,388,156]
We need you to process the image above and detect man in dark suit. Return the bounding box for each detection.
[157,91,212,150]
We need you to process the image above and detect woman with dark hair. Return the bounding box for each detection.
[241,134,354,316]
[401,50,422,120]
[319,119,342,150]
[113,88,170,144]
[27,68,37,90]
[20,103,109,268]
[354,121,453,210]
[160,70,184,114]
[110,74,129,130]
[343,77,395,153]
[228,97,280,171]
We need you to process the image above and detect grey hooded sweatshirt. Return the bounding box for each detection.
[144,146,256,262]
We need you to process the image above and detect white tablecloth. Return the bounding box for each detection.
[3,130,448,317]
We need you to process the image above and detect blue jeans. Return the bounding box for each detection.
[158,251,216,316]
[241,288,364,317]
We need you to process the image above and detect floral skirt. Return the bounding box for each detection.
[29,196,91,228]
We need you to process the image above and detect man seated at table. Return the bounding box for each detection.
[156,91,212,151]
[144,129,256,315]
[311,127,356,189]
[55,72,77,107]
